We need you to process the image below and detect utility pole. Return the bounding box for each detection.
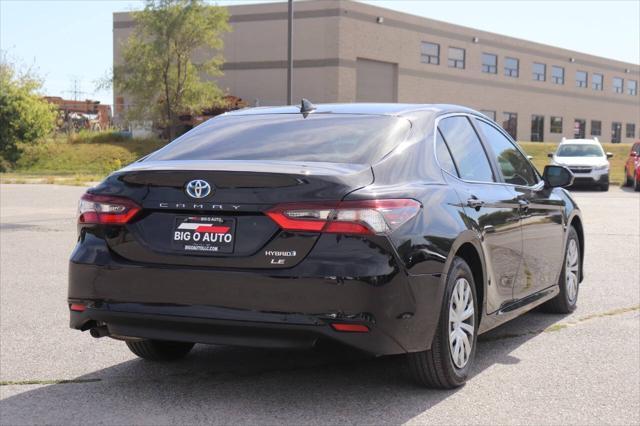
[287,0,293,105]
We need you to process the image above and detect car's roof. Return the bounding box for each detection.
[559,138,601,145]
[224,103,480,118]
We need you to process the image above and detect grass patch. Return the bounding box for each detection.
[517,142,631,185]
[11,135,166,177]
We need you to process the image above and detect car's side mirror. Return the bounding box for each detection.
[606,152,613,159]
[547,153,554,158]
[631,151,638,157]
[527,155,534,160]
[543,165,574,188]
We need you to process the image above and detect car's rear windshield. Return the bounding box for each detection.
[146,114,411,164]
[556,144,604,157]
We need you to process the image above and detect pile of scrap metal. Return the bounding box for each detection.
[44,97,112,132]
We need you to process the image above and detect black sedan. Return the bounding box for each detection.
[68,102,583,388]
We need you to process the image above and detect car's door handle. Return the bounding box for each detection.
[467,197,485,210]
[518,199,530,212]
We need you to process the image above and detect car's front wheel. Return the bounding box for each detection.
[407,257,478,389]
[126,339,195,361]
[635,174,640,192]
[542,226,580,314]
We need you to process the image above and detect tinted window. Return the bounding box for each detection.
[421,42,440,65]
[550,116,563,133]
[435,129,458,176]
[613,77,624,94]
[592,73,603,90]
[448,47,465,69]
[552,66,564,84]
[503,112,518,139]
[438,116,494,182]
[482,53,497,74]
[147,114,410,164]
[591,120,602,136]
[576,71,588,88]
[477,120,538,186]
[533,63,546,81]
[504,57,519,77]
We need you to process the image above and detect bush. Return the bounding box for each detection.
[0,59,57,167]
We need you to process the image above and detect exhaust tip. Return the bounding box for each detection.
[89,326,109,338]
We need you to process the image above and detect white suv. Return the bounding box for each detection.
[548,138,612,191]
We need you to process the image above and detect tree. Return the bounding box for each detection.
[113,0,230,140]
[0,56,57,170]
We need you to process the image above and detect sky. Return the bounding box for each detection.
[1,0,638,106]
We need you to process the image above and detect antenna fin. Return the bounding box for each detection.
[300,98,316,118]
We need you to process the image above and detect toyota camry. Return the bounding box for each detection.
[68,102,584,388]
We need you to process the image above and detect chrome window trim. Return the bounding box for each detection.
[433,112,545,191]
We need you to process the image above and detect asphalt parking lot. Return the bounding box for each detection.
[0,184,638,425]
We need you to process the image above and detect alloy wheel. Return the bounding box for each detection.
[565,239,580,304]
[448,278,475,369]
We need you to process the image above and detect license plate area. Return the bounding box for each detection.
[172,216,236,254]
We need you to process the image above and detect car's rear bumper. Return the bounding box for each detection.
[68,249,445,355]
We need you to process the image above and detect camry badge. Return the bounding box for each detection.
[185,180,212,199]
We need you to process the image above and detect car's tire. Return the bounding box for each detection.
[600,183,609,191]
[542,226,580,314]
[623,169,632,187]
[125,339,195,361]
[635,175,640,192]
[407,257,478,389]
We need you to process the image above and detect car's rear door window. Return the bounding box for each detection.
[438,116,495,182]
[146,114,411,165]
[476,119,539,186]
[435,129,458,176]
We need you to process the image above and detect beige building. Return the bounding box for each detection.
[113,0,640,143]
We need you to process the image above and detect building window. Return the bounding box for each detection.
[502,112,518,139]
[482,53,497,74]
[627,123,636,138]
[613,77,624,94]
[421,42,440,65]
[532,63,546,81]
[628,80,638,96]
[592,73,603,91]
[504,57,519,77]
[550,116,563,133]
[552,66,564,84]
[480,110,496,121]
[611,122,622,143]
[576,71,588,88]
[591,120,601,136]
[448,47,465,69]
[574,119,586,139]
[531,115,544,142]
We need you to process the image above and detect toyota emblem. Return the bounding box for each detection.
[185,180,212,199]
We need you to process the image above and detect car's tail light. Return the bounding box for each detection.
[69,303,86,312]
[331,323,370,333]
[78,193,141,225]
[266,199,421,235]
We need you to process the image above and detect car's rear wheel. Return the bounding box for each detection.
[635,174,640,192]
[542,226,580,314]
[407,257,478,389]
[126,339,195,361]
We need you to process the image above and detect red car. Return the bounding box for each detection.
[623,142,640,191]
